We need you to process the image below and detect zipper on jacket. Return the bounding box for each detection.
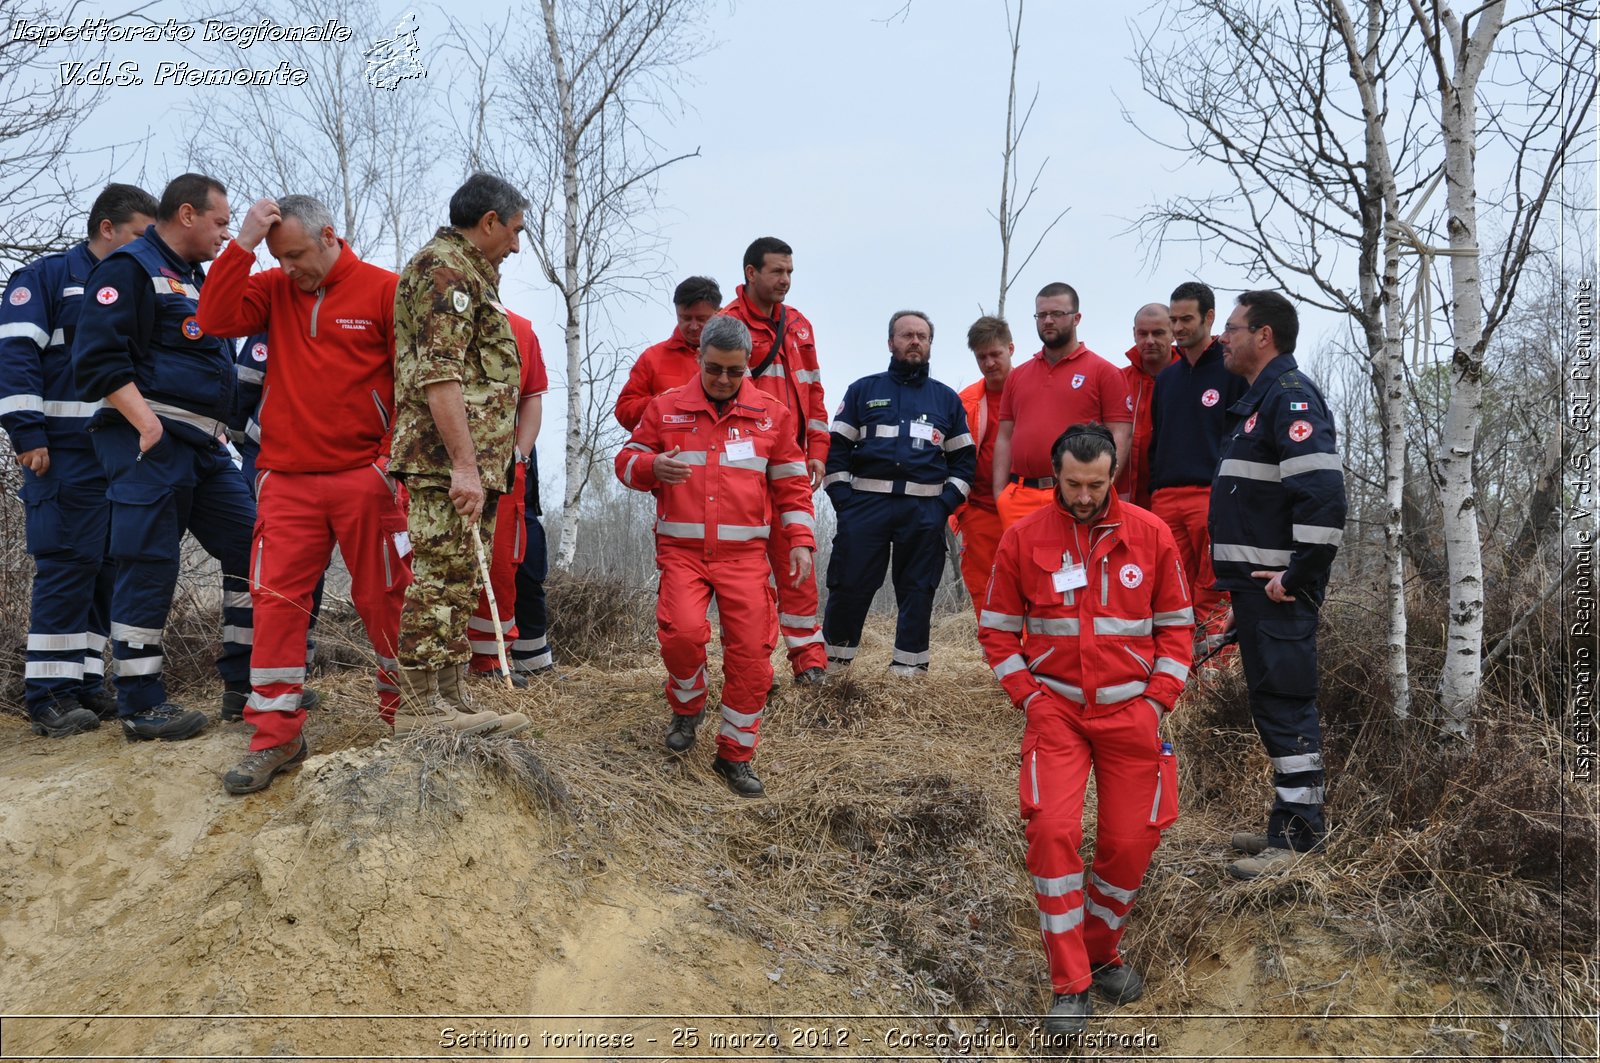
[371,390,390,431]
[1101,557,1110,605]
[252,538,265,588]
[382,532,394,588]
[1031,750,1040,806]
[1124,646,1153,676]
[1149,768,1163,824]
[310,288,326,337]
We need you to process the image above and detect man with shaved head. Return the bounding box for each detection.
[1115,303,1177,509]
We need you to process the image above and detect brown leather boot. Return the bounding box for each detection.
[394,666,502,736]
[438,663,529,737]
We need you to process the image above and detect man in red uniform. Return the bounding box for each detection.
[950,315,1014,615]
[979,423,1193,1034]
[616,315,816,798]
[614,276,721,431]
[721,237,827,684]
[466,309,548,684]
[992,283,1131,531]
[1115,304,1177,509]
[197,195,410,794]
[1150,281,1245,654]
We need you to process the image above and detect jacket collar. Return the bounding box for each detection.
[433,226,495,284]
[1229,352,1298,415]
[67,241,97,280]
[887,355,929,384]
[671,376,771,418]
[321,240,359,289]
[1123,344,1178,380]
[143,224,203,274]
[733,284,781,329]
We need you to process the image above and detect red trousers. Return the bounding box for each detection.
[657,547,776,762]
[1022,693,1177,993]
[246,465,410,750]
[997,481,1054,532]
[952,504,1004,619]
[770,523,825,673]
[468,464,526,674]
[1151,486,1230,635]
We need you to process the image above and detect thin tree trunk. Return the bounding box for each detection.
[1420,0,1502,736]
[540,0,584,572]
[996,0,1022,318]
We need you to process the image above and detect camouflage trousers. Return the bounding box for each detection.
[397,482,500,669]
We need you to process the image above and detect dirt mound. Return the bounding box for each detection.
[0,611,1578,1060]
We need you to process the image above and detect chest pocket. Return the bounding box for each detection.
[1028,544,1076,607]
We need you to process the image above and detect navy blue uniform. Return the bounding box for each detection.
[71,225,256,715]
[1,243,115,715]
[511,447,554,673]
[1149,339,1247,490]
[822,358,976,674]
[1209,352,1346,850]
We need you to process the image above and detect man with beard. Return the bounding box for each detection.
[992,283,1130,530]
[821,310,975,676]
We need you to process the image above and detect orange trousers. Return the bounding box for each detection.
[952,504,1004,617]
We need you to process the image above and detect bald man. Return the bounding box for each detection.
[1115,303,1177,509]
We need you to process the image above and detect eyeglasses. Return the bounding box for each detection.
[1221,323,1259,336]
[701,364,747,378]
[1034,310,1079,321]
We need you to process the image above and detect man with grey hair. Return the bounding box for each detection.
[387,173,532,739]
[197,193,413,793]
[822,310,976,676]
[616,313,816,797]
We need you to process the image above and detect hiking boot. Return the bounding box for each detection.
[76,687,117,720]
[223,735,308,795]
[712,756,765,798]
[470,666,529,689]
[219,679,252,722]
[30,699,100,738]
[665,711,703,753]
[122,703,207,742]
[393,667,501,737]
[1043,990,1091,1034]
[1228,846,1309,880]
[440,664,529,736]
[1230,831,1270,855]
[1090,962,1145,1004]
[793,666,826,686]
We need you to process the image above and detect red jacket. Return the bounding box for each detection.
[617,378,816,560]
[979,492,1194,717]
[614,330,697,430]
[721,285,828,463]
[1115,345,1176,508]
[506,312,550,397]
[197,239,398,473]
[955,379,1004,512]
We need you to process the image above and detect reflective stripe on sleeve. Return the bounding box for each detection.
[829,421,862,441]
[992,653,1027,679]
[1213,543,1294,567]
[979,610,1024,632]
[0,322,50,347]
[1218,459,1280,482]
[1281,452,1343,477]
[943,432,974,451]
[1154,607,1195,626]
[1293,523,1344,546]
[1152,656,1190,683]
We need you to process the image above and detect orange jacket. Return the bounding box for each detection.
[1114,345,1175,508]
[978,492,1194,717]
[955,379,1004,512]
[614,330,697,431]
[617,378,816,560]
[721,285,828,463]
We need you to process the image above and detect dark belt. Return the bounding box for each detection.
[1010,474,1056,489]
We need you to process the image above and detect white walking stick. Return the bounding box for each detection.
[471,523,515,690]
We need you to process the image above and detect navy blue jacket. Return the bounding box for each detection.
[0,242,103,452]
[1208,353,1346,595]
[229,332,269,449]
[824,357,976,513]
[1149,339,1247,491]
[71,225,235,442]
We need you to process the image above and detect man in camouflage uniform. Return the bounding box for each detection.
[390,173,531,735]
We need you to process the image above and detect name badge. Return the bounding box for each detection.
[908,421,936,442]
[1053,564,1087,593]
[724,438,756,462]
[393,531,412,558]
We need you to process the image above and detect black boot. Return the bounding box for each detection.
[665,711,702,753]
[712,756,765,798]
[30,699,100,738]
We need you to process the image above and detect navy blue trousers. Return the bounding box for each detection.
[511,454,552,672]
[822,492,947,673]
[91,419,255,714]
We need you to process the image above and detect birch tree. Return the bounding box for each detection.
[1131,0,1429,716]
[499,0,704,571]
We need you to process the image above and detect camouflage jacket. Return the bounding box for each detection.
[389,226,520,490]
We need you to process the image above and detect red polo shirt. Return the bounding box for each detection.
[998,344,1130,479]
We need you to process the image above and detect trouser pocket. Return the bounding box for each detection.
[1151,749,1179,830]
[106,479,178,562]
[19,475,63,554]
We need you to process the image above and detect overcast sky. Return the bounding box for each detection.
[40,0,1367,468]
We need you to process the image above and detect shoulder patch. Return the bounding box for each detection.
[96,286,119,305]
[8,286,30,306]
[1278,372,1304,390]
[1288,419,1313,443]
